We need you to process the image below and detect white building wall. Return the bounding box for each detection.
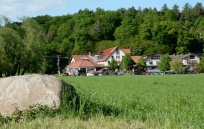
[182,55,200,65]
[96,49,126,66]
[145,59,160,66]
[70,58,75,63]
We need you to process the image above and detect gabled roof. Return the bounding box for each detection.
[67,58,104,68]
[99,46,118,61]
[131,56,142,63]
[121,49,131,54]
[169,53,200,59]
[69,55,92,63]
[98,46,131,61]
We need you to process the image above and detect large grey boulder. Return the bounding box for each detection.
[0,74,76,116]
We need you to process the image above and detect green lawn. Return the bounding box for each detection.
[60,74,204,128]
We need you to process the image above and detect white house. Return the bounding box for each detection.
[169,53,201,66]
[65,46,131,74]
[143,53,161,72]
[95,46,131,66]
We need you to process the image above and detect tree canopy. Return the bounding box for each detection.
[158,54,171,72]
[170,59,184,72]
[120,54,133,70]
[1,2,204,74]
[0,18,46,76]
[109,58,118,71]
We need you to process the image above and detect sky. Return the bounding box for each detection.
[0,0,202,22]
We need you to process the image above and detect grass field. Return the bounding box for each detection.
[60,74,204,128]
[2,74,204,128]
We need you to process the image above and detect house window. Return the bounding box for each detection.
[116,56,120,59]
[112,56,114,59]
[190,55,195,59]
[149,62,153,65]
[116,49,119,54]
[152,56,160,59]
[156,61,159,65]
[108,61,110,65]
[122,56,124,58]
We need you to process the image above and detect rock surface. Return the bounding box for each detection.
[0,74,74,116]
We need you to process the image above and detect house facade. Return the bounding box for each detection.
[95,47,131,66]
[66,46,202,75]
[65,46,131,75]
[169,53,201,66]
[66,55,104,75]
[143,53,161,72]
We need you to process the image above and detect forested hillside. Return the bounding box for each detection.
[0,3,204,75]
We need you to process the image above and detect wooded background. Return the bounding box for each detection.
[0,3,204,75]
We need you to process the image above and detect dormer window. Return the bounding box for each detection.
[116,49,119,54]
[190,55,195,59]
[80,57,89,60]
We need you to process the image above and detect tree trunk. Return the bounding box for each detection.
[0,71,2,77]
[21,67,27,75]
[11,64,18,76]
[17,64,21,75]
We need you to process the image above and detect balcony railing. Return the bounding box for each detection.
[187,60,197,64]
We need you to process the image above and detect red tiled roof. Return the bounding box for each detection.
[71,55,92,62]
[67,58,104,68]
[131,56,142,63]
[97,47,131,62]
[121,49,131,54]
[103,46,118,60]
[68,55,92,64]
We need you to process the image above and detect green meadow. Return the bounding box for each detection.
[2,74,204,129]
[60,74,204,128]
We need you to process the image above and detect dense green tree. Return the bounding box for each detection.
[158,54,171,72]
[132,47,144,56]
[19,18,46,74]
[176,21,198,54]
[180,3,192,22]
[172,4,180,20]
[137,56,146,68]
[170,59,184,72]
[196,56,204,73]
[0,18,46,76]
[109,58,118,71]
[192,3,204,22]
[0,27,22,76]
[164,10,177,21]
[161,4,169,12]
[91,19,103,41]
[101,10,121,40]
[120,54,133,70]
[114,7,138,43]
[194,16,204,30]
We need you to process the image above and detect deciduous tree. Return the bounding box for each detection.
[196,56,204,73]
[109,58,118,71]
[170,59,184,72]
[158,54,171,72]
[120,54,133,70]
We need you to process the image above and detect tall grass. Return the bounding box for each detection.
[60,74,204,128]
